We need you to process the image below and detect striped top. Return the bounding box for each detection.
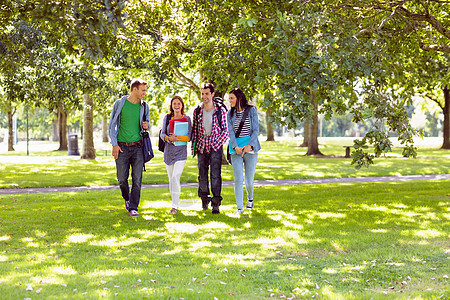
[233,110,251,137]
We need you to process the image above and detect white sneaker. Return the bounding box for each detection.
[246,200,253,210]
[236,209,243,216]
[130,210,139,217]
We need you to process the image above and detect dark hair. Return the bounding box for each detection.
[229,88,250,117]
[169,95,185,117]
[201,82,215,94]
[130,78,147,91]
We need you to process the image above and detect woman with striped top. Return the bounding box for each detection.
[227,88,261,215]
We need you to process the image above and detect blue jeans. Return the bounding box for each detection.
[230,152,258,210]
[115,144,144,211]
[197,146,223,206]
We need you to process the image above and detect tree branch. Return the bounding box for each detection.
[424,93,444,110]
[173,68,199,91]
[395,6,450,39]
[419,42,450,53]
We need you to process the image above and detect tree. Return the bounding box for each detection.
[333,0,450,54]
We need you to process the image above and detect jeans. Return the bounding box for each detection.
[197,146,223,206]
[165,160,186,209]
[115,144,144,211]
[230,152,258,210]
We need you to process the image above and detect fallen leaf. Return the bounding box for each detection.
[228,292,234,295]
[224,267,228,272]
[150,280,156,283]
[220,282,227,285]
[389,286,395,289]
[36,288,42,293]
[314,283,319,289]
[443,275,448,279]
[240,274,246,277]
[26,285,33,291]
[165,286,175,289]
[192,278,197,282]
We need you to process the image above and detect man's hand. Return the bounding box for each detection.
[142,121,149,130]
[112,145,122,160]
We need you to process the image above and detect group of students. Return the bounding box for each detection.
[108,79,261,217]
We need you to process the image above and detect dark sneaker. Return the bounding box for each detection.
[246,200,253,210]
[125,200,130,212]
[201,197,211,210]
[212,206,220,214]
[130,210,139,217]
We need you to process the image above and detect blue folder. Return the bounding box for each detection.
[228,135,251,154]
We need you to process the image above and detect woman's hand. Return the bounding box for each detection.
[168,133,181,142]
[235,146,243,155]
[241,144,253,157]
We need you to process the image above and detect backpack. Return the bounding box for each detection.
[142,102,154,170]
[158,114,171,152]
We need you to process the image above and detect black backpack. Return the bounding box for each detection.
[158,114,171,152]
[193,97,228,131]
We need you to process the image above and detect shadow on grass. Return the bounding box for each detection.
[0,181,448,298]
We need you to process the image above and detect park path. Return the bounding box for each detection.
[1,174,449,195]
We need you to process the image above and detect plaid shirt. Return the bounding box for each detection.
[191,103,229,154]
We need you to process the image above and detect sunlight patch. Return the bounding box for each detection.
[91,237,145,247]
[0,236,10,241]
[361,204,388,212]
[304,171,325,177]
[53,265,77,275]
[201,222,230,230]
[313,212,346,219]
[89,270,120,277]
[414,229,445,238]
[0,255,8,262]
[254,237,289,248]
[66,234,94,243]
[165,222,199,234]
[323,268,338,274]
[190,241,212,251]
[370,229,388,233]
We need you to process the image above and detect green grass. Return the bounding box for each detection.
[0,181,448,299]
[1,138,449,188]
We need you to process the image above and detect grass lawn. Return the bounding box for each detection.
[0,180,449,299]
[1,138,449,189]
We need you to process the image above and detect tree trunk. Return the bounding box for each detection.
[299,121,309,147]
[81,93,96,159]
[102,114,109,143]
[266,107,275,141]
[52,118,59,142]
[306,90,323,156]
[7,107,14,152]
[441,86,450,149]
[57,102,68,151]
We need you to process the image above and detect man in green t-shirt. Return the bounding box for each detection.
[108,78,150,217]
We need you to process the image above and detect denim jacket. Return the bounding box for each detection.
[227,106,261,152]
[108,95,150,146]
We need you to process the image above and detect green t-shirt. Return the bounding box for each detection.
[117,100,141,143]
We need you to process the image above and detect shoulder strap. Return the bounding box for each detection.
[235,106,251,138]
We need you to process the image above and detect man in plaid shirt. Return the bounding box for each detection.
[191,83,229,214]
